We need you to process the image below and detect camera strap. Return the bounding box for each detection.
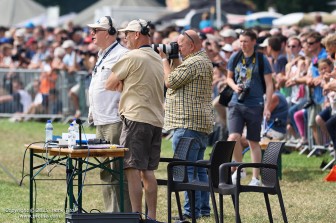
[239,52,256,84]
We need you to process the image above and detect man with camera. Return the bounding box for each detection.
[226,29,273,186]
[159,30,214,219]
[87,16,131,213]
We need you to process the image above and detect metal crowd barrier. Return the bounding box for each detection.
[0,68,90,122]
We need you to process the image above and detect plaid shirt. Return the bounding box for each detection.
[164,50,214,134]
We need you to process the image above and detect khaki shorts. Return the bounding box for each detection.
[120,118,162,170]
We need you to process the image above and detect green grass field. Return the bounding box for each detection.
[0,119,335,223]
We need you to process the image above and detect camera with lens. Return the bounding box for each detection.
[152,42,179,59]
[237,83,250,103]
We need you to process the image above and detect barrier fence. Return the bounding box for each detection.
[0,68,90,122]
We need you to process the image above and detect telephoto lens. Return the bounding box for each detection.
[151,42,179,59]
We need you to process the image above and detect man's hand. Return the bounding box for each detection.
[116,81,123,92]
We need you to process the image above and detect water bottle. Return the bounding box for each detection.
[45,120,53,142]
[68,123,76,149]
[72,119,79,141]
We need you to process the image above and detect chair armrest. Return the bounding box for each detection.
[196,159,210,165]
[220,162,244,168]
[167,160,210,170]
[236,163,278,172]
[219,162,243,184]
[159,157,182,163]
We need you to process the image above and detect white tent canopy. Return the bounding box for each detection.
[273,12,335,27]
[272,12,306,26]
[0,0,46,27]
[73,0,170,27]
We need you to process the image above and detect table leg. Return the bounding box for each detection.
[29,150,33,223]
[119,157,124,212]
[67,158,74,212]
[78,158,82,213]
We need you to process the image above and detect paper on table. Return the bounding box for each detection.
[62,133,96,141]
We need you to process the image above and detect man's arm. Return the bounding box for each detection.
[105,72,123,91]
[162,58,181,88]
[227,70,241,93]
[269,93,279,113]
[159,48,181,88]
[264,74,274,120]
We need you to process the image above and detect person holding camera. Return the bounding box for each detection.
[159,29,214,219]
[105,19,164,221]
[87,16,131,213]
[226,29,273,186]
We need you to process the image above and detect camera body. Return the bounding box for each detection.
[152,42,179,59]
[237,83,250,103]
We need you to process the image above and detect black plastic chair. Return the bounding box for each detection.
[167,140,236,223]
[218,141,288,223]
[149,137,194,220]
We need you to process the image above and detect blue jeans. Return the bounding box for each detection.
[172,128,210,218]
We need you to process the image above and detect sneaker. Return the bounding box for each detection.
[231,169,246,185]
[248,177,261,186]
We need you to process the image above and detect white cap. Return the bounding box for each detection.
[15,28,25,37]
[61,40,75,49]
[87,16,112,30]
[259,38,269,47]
[54,47,66,57]
[219,29,237,38]
[221,44,233,52]
[119,19,148,32]
[270,28,280,36]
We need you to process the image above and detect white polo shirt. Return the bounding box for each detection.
[88,41,129,125]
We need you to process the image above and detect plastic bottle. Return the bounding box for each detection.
[68,123,76,149]
[72,119,79,141]
[45,120,53,142]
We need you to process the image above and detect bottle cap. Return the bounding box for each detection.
[47,120,51,123]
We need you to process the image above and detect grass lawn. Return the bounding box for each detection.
[0,119,335,223]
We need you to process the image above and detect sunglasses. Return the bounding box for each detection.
[287,45,298,48]
[92,28,106,34]
[307,41,317,45]
[183,31,195,44]
[125,31,135,37]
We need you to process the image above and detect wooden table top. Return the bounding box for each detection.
[25,143,128,158]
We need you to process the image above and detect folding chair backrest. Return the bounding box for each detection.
[172,137,194,182]
[261,142,285,186]
[210,140,236,188]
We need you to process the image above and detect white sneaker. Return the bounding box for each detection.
[231,169,246,185]
[248,177,261,186]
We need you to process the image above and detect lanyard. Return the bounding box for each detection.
[93,42,118,74]
[240,52,256,81]
[242,52,256,67]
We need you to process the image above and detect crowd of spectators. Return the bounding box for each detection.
[0,15,335,157]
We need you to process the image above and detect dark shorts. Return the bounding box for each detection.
[120,118,162,170]
[228,104,264,142]
[318,106,331,122]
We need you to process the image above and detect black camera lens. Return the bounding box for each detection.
[238,87,249,103]
[151,42,179,59]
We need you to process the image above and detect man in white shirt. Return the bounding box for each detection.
[87,16,131,212]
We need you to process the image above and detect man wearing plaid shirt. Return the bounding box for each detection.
[159,29,214,219]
